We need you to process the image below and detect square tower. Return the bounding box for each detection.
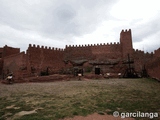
[120,29,133,58]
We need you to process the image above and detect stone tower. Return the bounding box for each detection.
[120,29,133,58]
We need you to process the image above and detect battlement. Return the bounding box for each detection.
[1,29,160,81]
[134,49,155,55]
[134,49,144,53]
[28,44,64,51]
[145,52,154,55]
[65,42,120,48]
[121,29,131,34]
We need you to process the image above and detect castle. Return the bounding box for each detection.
[0,29,160,81]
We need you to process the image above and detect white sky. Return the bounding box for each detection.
[0,0,160,53]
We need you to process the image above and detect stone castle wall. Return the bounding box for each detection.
[1,45,20,58]
[0,29,160,81]
[133,49,154,72]
[120,29,133,58]
[147,48,160,80]
[26,44,65,76]
[0,45,20,75]
[2,52,26,79]
[65,42,122,61]
[0,58,3,76]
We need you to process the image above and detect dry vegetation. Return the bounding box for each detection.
[0,78,160,120]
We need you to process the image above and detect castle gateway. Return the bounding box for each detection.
[0,29,160,80]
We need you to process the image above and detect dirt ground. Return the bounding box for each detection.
[0,78,159,120]
[62,113,134,120]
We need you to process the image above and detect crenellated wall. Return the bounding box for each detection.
[0,29,160,81]
[120,29,133,58]
[147,48,160,80]
[133,49,154,72]
[132,48,160,81]
[26,44,65,76]
[65,42,122,61]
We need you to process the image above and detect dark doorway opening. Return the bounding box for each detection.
[95,68,100,75]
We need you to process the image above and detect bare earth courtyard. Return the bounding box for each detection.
[0,78,160,120]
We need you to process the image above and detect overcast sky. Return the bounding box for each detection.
[0,0,160,53]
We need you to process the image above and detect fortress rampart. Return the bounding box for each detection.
[65,42,122,61]
[0,29,160,80]
[26,44,65,76]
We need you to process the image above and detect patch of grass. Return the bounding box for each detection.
[0,78,160,119]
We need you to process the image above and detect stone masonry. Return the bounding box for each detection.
[0,29,160,81]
